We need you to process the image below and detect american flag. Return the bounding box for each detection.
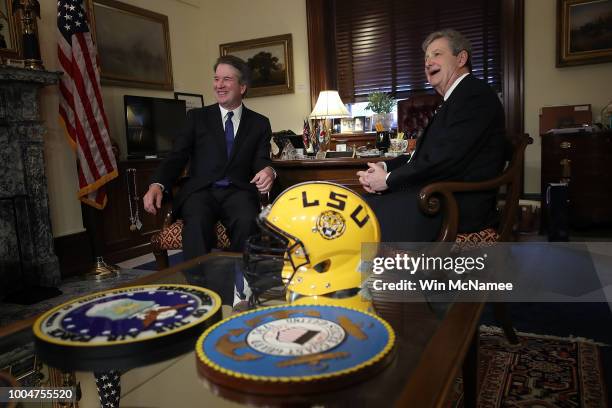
[94,370,121,408]
[302,119,310,150]
[58,0,117,209]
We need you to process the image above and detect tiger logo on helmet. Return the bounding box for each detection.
[244,182,380,311]
[317,210,347,240]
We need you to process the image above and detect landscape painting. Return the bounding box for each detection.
[91,0,173,90]
[220,34,294,98]
[557,0,612,66]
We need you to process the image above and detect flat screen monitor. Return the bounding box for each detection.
[124,95,187,159]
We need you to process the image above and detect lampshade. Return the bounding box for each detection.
[309,91,350,119]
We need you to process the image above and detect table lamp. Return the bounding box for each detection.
[309,90,350,152]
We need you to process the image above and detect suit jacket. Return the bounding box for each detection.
[385,74,508,233]
[151,103,272,215]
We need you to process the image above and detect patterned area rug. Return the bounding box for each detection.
[448,326,609,407]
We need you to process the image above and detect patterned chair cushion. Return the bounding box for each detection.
[150,220,231,252]
[454,228,500,249]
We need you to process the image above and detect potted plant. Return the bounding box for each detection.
[366,91,396,131]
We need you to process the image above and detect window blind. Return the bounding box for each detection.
[334,0,502,102]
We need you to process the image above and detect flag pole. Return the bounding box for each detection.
[82,200,118,280]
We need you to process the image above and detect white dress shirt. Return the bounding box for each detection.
[219,103,243,137]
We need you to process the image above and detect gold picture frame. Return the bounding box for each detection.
[557,0,612,67]
[0,0,22,61]
[86,0,173,90]
[219,34,294,98]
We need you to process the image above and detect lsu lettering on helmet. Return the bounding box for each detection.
[246,182,380,311]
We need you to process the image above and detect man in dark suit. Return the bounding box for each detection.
[143,55,275,307]
[357,29,507,242]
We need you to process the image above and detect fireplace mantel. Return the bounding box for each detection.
[0,66,62,298]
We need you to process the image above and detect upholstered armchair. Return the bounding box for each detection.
[418,133,532,345]
[150,191,270,270]
[150,215,231,270]
[397,93,443,136]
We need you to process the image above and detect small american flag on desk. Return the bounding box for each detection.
[58,0,117,209]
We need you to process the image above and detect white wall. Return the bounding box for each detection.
[199,0,311,133]
[524,0,612,194]
[39,0,83,237]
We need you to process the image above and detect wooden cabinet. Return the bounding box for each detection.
[84,159,165,263]
[540,131,612,228]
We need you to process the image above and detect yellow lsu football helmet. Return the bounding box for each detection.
[251,182,380,311]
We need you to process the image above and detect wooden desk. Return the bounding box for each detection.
[273,157,390,194]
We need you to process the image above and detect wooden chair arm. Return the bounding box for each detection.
[418,134,532,242]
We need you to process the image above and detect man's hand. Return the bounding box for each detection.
[143,184,163,215]
[357,162,389,193]
[250,166,275,193]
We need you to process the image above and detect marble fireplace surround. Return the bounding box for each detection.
[0,66,61,298]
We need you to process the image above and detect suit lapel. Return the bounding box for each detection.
[412,100,447,157]
[413,75,471,155]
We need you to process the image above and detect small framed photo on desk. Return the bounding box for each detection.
[353,116,365,133]
[341,118,354,133]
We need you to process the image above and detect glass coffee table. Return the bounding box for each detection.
[0,252,483,407]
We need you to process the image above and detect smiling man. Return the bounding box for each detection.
[143,55,274,310]
[357,29,509,242]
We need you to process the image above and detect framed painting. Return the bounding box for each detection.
[557,0,612,67]
[87,0,173,90]
[174,92,204,112]
[0,0,22,61]
[219,34,294,98]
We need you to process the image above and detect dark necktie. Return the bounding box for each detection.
[225,111,234,157]
[214,111,234,188]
